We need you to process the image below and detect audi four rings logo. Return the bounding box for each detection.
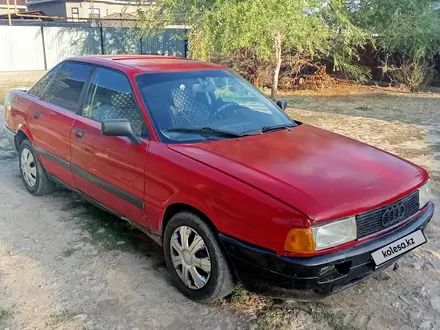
[382,202,406,227]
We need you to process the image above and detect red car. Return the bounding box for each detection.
[2,55,433,302]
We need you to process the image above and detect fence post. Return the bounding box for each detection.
[100,26,105,55]
[140,36,143,54]
[184,39,188,58]
[41,26,48,70]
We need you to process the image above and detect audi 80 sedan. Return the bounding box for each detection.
[2,55,433,301]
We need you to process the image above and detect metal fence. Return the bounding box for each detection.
[0,23,188,71]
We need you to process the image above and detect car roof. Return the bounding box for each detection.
[67,55,228,74]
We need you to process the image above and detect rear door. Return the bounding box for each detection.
[29,62,93,186]
[71,67,149,225]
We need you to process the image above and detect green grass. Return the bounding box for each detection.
[355,105,373,111]
[62,248,76,257]
[229,285,250,304]
[256,308,289,330]
[62,197,162,257]
[0,309,13,325]
[309,304,358,330]
[46,310,76,329]
[286,96,307,104]
[253,302,359,330]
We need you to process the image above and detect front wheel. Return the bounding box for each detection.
[19,140,54,195]
[163,212,235,302]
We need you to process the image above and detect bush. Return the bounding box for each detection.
[388,59,437,92]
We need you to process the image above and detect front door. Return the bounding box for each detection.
[29,61,93,187]
[70,67,149,225]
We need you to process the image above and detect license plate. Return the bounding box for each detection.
[371,230,427,266]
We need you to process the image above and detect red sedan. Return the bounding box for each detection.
[2,55,433,301]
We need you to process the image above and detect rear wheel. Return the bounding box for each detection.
[19,140,54,195]
[163,212,235,302]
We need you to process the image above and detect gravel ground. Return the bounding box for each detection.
[0,83,439,330]
[0,106,253,330]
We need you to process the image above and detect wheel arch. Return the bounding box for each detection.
[14,124,33,150]
[15,130,29,150]
[161,203,218,240]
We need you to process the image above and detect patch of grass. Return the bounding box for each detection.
[309,304,357,330]
[221,284,268,312]
[0,309,13,324]
[257,308,289,330]
[70,198,161,256]
[230,285,250,304]
[354,105,373,111]
[286,96,307,105]
[46,310,76,329]
[62,248,76,257]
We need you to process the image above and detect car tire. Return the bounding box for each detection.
[19,140,55,195]
[163,212,235,302]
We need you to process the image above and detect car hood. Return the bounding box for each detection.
[168,124,427,222]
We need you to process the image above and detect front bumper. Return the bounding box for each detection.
[220,202,434,299]
[2,124,16,149]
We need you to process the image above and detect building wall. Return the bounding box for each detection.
[65,1,138,19]
[0,5,27,15]
[27,1,67,16]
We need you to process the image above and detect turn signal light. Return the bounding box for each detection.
[284,228,315,253]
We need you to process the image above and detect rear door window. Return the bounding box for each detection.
[43,62,93,112]
[27,64,62,98]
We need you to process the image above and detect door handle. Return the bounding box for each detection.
[33,112,40,119]
[74,128,84,138]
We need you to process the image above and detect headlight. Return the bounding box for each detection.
[311,217,357,250]
[284,217,357,253]
[418,180,431,209]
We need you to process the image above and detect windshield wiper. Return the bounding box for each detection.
[261,124,296,133]
[167,127,245,138]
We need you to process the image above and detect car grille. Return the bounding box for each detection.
[356,190,420,239]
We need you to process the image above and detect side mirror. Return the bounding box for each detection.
[277,100,288,112]
[101,119,141,145]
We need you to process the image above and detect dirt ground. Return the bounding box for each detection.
[0,75,439,330]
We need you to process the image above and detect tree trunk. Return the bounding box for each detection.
[271,31,282,100]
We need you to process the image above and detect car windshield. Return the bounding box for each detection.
[135,69,296,143]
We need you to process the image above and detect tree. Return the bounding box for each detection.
[350,0,440,90]
[137,0,368,98]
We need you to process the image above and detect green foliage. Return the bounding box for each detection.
[187,1,364,61]
[137,0,369,81]
[388,58,437,92]
[350,0,440,89]
[137,0,440,91]
[0,309,13,325]
[352,0,440,60]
